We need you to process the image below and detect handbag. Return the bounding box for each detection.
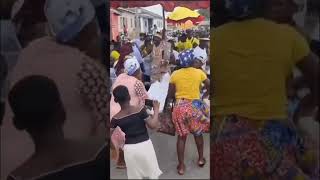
[157,103,176,136]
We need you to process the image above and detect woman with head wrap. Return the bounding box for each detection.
[110,57,149,169]
[211,0,319,179]
[164,49,210,175]
[8,0,108,138]
[114,42,134,76]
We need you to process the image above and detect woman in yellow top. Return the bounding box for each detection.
[211,0,319,179]
[164,49,210,175]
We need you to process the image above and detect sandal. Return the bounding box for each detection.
[116,164,126,169]
[198,158,206,167]
[177,164,185,175]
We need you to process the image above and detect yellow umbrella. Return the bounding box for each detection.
[167,7,200,22]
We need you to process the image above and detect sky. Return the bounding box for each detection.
[142,4,170,18]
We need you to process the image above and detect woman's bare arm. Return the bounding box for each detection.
[146,101,160,129]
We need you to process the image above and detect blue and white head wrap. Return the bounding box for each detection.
[124,57,140,76]
[178,49,195,68]
[44,0,95,43]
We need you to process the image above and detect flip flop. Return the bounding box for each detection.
[198,158,206,167]
[116,164,126,169]
[177,165,185,175]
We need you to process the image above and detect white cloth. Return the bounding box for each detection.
[193,46,208,71]
[173,50,179,60]
[124,57,140,76]
[123,139,162,179]
[147,73,170,112]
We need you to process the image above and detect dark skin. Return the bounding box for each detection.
[139,34,146,41]
[112,68,143,168]
[67,21,102,61]
[111,94,160,168]
[180,35,187,43]
[153,36,161,47]
[141,40,153,58]
[264,0,319,120]
[264,0,298,25]
[295,54,319,121]
[199,40,209,50]
[11,0,47,48]
[9,106,103,179]
[112,99,160,130]
[164,72,210,175]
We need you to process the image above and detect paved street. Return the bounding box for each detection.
[110,131,210,179]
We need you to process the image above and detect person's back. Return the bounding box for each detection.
[10,37,96,135]
[111,106,149,145]
[7,75,105,180]
[110,73,146,119]
[212,18,310,120]
[8,138,104,180]
[170,67,207,100]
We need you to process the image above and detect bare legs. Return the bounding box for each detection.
[194,134,206,166]
[117,149,126,169]
[177,136,187,175]
[176,134,206,175]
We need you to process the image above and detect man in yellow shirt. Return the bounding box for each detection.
[176,33,188,52]
[186,29,199,49]
[211,0,319,179]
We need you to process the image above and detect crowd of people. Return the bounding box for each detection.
[1,0,107,179]
[1,0,319,179]
[211,0,319,179]
[110,27,211,178]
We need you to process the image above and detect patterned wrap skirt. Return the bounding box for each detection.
[211,115,319,180]
[172,99,210,137]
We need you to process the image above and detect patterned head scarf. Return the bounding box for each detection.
[178,49,195,68]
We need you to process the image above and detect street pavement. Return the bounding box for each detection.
[110,131,210,179]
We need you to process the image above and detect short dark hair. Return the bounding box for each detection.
[113,85,130,104]
[9,75,65,131]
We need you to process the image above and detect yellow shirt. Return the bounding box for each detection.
[111,50,120,61]
[176,41,194,52]
[170,67,207,100]
[186,37,200,48]
[212,18,310,120]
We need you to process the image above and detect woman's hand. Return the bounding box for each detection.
[153,100,160,113]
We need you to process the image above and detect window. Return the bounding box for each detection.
[145,21,147,27]
[131,18,133,28]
